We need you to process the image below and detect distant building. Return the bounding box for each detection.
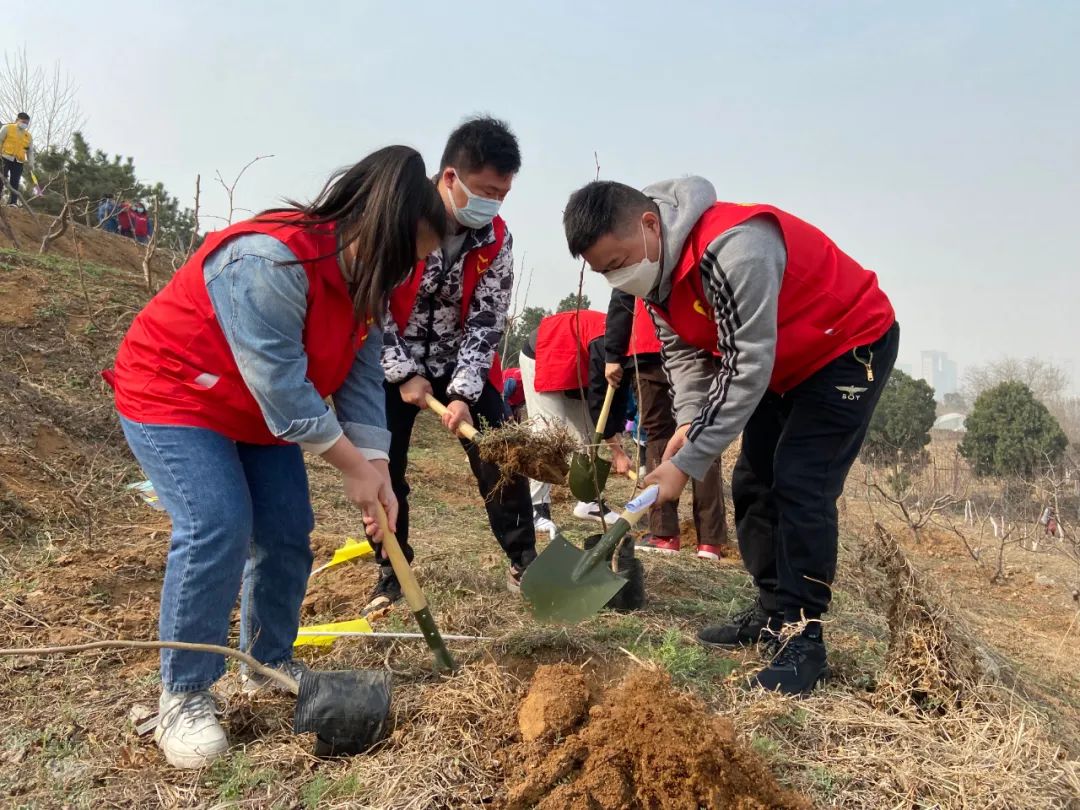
[933,412,967,432]
[920,350,959,401]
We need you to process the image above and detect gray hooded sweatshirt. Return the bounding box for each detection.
[642,176,787,480]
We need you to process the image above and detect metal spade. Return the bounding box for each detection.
[568,383,617,502]
[521,486,659,624]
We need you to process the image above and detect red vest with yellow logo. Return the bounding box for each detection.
[389,216,506,389]
[112,213,369,444]
[648,202,894,393]
[532,309,608,393]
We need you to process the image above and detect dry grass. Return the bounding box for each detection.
[713,523,1080,809]
[473,416,576,488]
[349,664,523,809]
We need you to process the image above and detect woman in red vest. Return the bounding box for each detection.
[110,146,445,769]
[563,177,898,697]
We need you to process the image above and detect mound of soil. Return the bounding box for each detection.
[505,669,810,810]
[517,663,590,742]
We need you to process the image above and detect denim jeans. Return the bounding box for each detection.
[120,417,314,692]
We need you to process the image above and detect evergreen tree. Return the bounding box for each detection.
[959,381,1068,477]
[36,132,197,253]
[863,370,937,467]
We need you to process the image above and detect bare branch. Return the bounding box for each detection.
[0,46,85,151]
[185,174,201,261]
[141,194,161,293]
[213,154,273,225]
[38,173,88,254]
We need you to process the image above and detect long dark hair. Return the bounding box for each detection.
[264,145,446,321]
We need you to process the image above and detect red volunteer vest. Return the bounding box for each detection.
[649,203,894,393]
[532,310,608,393]
[112,212,369,445]
[389,216,507,390]
[502,366,525,407]
[627,296,662,356]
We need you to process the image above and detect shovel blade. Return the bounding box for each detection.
[568,453,612,502]
[521,535,628,624]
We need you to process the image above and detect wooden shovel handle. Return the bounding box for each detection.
[424,394,479,440]
[593,384,617,442]
[374,504,428,614]
[373,503,457,672]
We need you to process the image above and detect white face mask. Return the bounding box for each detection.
[16,122,28,131]
[448,171,501,229]
[603,222,661,298]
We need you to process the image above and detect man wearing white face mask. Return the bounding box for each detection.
[0,113,34,205]
[563,177,898,696]
[376,116,537,615]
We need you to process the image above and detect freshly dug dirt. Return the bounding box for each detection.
[504,669,810,810]
[518,663,590,742]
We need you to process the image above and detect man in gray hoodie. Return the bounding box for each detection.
[562,177,898,695]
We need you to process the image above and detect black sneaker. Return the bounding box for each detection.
[754,633,830,695]
[361,572,402,618]
[697,600,781,648]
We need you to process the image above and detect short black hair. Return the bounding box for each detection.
[563,181,656,257]
[15,112,29,122]
[440,115,521,176]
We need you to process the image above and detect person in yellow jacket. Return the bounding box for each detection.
[1,113,34,205]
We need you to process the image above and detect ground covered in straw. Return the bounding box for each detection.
[1,212,1078,808]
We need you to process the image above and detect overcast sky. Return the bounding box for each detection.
[8,1,1079,389]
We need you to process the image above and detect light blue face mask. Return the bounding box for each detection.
[449,172,501,229]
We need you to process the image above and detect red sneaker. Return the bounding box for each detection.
[636,535,680,555]
[696,544,724,561]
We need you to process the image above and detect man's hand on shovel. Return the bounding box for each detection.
[644,460,689,504]
[399,375,434,408]
[440,400,473,433]
[646,422,692,502]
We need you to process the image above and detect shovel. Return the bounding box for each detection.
[424,393,482,442]
[0,639,391,757]
[521,485,659,624]
[568,384,617,502]
[424,393,566,485]
[373,502,456,673]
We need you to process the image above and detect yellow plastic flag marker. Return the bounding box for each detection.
[294,617,372,647]
[308,537,374,579]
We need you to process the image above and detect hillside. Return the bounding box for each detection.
[0,210,1078,809]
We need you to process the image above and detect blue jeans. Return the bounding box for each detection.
[120,417,314,692]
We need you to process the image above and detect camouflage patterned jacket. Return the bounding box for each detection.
[381,221,514,404]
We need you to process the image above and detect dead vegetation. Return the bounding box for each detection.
[473,415,577,488]
[1,218,1079,808]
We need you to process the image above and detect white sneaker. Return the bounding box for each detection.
[533,506,559,540]
[155,690,227,769]
[241,659,308,694]
[572,501,621,525]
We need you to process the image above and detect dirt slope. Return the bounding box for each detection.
[0,225,1077,808]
